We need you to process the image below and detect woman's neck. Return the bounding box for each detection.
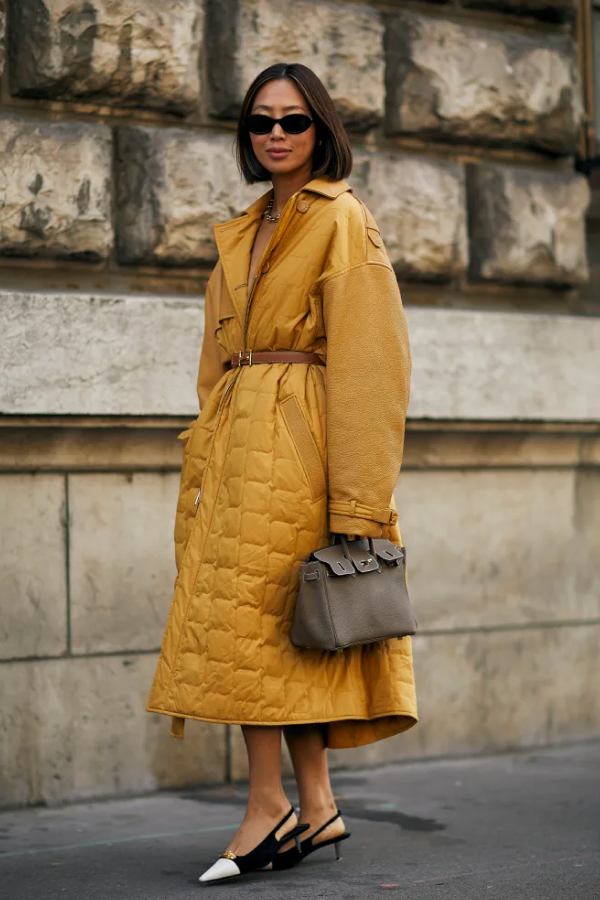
[270,166,314,216]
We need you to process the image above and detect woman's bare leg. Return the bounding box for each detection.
[281,724,346,850]
[226,725,297,856]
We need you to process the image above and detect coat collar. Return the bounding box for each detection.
[212,178,352,328]
[227,177,353,222]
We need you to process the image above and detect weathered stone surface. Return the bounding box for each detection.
[2,293,600,421]
[116,126,262,266]
[206,0,384,129]
[0,116,112,261]
[0,655,225,806]
[0,291,203,415]
[394,468,600,632]
[8,0,203,115]
[384,12,582,153]
[329,624,600,768]
[69,472,180,654]
[405,307,600,421]
[467,165,590,285]
[0,475,67,660]
[350,151,467,280]
[463,0,576,22]
[0,423,186,472]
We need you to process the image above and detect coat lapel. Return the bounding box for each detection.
[212,178,353,324]
[212,190,271,325]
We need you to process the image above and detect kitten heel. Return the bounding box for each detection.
[199,806,309,884]
[272,809,351,871]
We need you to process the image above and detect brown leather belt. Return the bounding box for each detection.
[230,350,325,367]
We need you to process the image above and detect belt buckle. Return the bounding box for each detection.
[239,350,253,366]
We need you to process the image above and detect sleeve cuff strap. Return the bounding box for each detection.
[328,499,398,526]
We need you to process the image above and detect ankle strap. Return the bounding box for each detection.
[310,809,342,840]
[270,805,295,837]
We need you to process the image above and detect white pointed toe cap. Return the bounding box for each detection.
[199,857,241,883]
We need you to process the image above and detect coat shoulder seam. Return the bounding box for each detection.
[319,259,396,289]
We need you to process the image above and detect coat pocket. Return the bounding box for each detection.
[177,427,193,476]
[177,426,202,516]
[280,394,327,501]
[177,427,193,471]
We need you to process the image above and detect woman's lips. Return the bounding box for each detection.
[267,148,291,158]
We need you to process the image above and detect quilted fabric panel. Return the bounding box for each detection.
[147,177,418,748]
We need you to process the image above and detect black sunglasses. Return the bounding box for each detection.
[246,113,314,135]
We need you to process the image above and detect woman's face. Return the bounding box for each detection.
[248,78,317,177]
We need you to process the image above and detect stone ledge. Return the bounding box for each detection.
[1,290,599,421]
[1,419,600,473]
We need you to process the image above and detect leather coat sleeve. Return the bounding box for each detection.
[323,261,411,538]
[197,273,230,410]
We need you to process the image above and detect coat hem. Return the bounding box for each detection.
[146,704,418,750]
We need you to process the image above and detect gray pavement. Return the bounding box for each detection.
[0,742,598,899]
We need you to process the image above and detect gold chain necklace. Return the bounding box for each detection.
[263,196,281,222]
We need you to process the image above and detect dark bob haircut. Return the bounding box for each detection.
[235,62,352,185]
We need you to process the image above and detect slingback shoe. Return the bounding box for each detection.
[199,807,309,884]
[272,809,351,871]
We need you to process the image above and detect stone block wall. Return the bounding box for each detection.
[0,0,592,288]
[0,116,113,260]
[384,11,581,153]
[8,1,204,114]
[0,0,599,806]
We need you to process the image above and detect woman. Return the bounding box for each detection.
[147,62,417,884]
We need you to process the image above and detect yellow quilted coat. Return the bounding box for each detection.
[147,176,418,749]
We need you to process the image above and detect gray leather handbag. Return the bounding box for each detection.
[290,534,417,651]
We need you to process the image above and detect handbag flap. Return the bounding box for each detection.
[345,539,380,573]
[312,545,356,576]
[371,539,405,563]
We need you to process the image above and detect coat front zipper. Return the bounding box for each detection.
[242,194,299,350]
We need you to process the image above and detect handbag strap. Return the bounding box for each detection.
[331,532,349,559]
[331,533,376,560]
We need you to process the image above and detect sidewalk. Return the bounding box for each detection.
[1,742,598,899]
